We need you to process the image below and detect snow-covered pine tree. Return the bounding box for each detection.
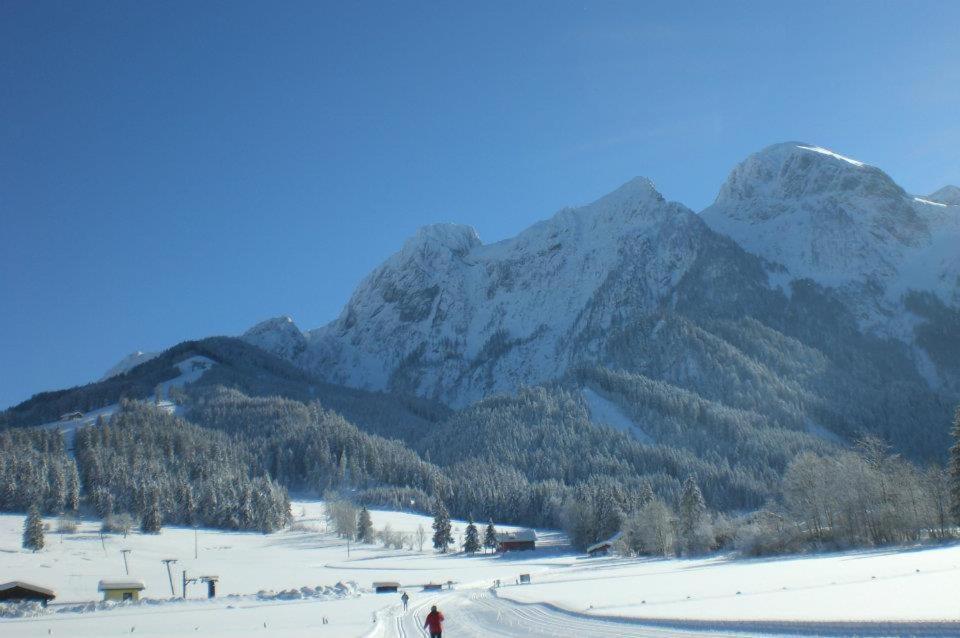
[141,497,163,534]
[949,407,960,523]
[23,506,44,551]
[463,517,480,553]
[431,498,452,553]
[638,482,655,506]
[357,506,374,543]
[66,463,80,514]
[678,476,710,555]
[484,519,497,552]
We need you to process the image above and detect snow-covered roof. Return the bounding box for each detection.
[372,581,400,588]
[98,578,145,591]
[586,531,623,554]
[0,581,55,597]
[495,529,536,543]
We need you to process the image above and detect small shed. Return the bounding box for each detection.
[422,583,443,591]
[519,574,531,584]
[496,529,537,552]
[373,581,400,594]
[587,532,622,557]
[0,581,56,606]
[98,578,145,602]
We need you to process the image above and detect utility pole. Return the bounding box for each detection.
[121,549,131,575]
[194,525,198,559]
[161,559,178,597]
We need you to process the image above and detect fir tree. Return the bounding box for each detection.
[678,476,708,555]
[463,517,480,553]
[638,482,655,506]
[949,407,960,522]
[357,506,374,543]
[431,498,452,553]
[484,519,497,552]
[23,506,44,551]
[141,497,163,534]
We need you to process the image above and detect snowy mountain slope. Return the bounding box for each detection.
[295,178,725,406]
[927,185,960,206]
[235,145,957,453]
[100,350,159,380]
[700,143,960,336]
[243,315,308,361]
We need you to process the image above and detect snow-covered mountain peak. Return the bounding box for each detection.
[241,315,308,361]
[714,142,904,206]
[399,223,481,259]
[927,185,960,206]
[703,142,959,340]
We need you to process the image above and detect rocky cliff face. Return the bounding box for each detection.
[240,143,959,426]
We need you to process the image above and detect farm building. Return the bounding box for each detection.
[496,529,536,552]
[98,577,145,602]
[373,581,400,594]
[0,581,56,606]
[586,532,622,557]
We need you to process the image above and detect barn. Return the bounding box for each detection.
[0,581,56,606]
[586,531,622,557]
[496,529,536,552]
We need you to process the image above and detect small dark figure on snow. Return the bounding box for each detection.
[424,604,444,638]
[401,591,409,611]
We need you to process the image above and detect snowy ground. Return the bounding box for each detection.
[5,502,960,636]
[0,501,563,637]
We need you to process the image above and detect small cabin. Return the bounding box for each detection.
[519,574,531,584]
[422,583,443,591]
[0,581,56,606]
[373,581,400,594]
[496,529,537,552]
[59,411,84,421]
[98,578,145,602]
[586,532,622,557]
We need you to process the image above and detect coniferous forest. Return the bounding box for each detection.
[1,336,959,558]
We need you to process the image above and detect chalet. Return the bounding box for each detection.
[98,578,145,602]
[586,531,622,557]
[495,529,536,552]
[0,581,55,606]
[59,411,84,421]
[373,581,400,594]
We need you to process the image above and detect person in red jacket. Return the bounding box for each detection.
[424,605,444,638]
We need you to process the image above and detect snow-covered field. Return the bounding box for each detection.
[498,545,960,623]
[0,501,563,637]
[5,501,960,636]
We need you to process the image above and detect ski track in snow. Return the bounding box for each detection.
[376,589,960,637]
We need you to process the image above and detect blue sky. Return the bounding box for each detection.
[2,1,959,409]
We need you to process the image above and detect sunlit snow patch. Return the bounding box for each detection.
[581,387,653,444]
[796,145,865,167]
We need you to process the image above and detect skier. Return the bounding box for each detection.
[401,591,409,611]
[424,605,444,638]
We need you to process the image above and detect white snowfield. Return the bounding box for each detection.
[4,502,960,636]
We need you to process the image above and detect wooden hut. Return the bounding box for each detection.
[0,581,55,606]
[495,529,537,552]
[98,578,145,602]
